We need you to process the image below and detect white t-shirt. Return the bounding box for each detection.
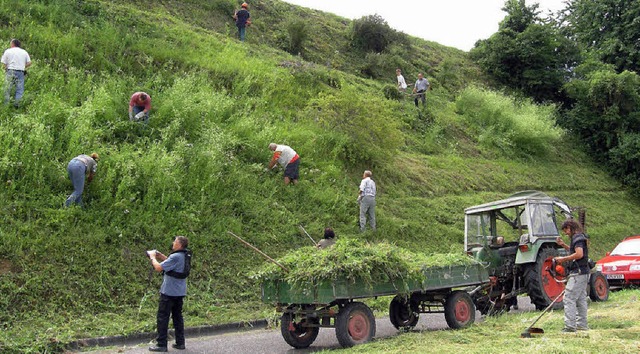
[397,74,407,89]
[1,47,31,71]
[275,145,297,167]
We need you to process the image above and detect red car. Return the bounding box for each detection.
[596,235,640,288]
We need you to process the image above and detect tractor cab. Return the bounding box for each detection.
[464,190,572,266]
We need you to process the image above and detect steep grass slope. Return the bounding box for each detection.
[0,0,638,351]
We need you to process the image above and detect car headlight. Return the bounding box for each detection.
[595,264,603,272]
[630,264,640,271]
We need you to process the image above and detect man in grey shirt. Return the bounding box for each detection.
[413,73,430,108]
[358,170,377,232]
[148,236,190,352]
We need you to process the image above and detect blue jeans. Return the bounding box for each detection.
[65,159,86,207]
[131,105,149,124]
[156,294,185,347]
[4,69,25,106]
[237,26,246,41]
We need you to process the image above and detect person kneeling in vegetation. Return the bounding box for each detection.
[317,228,336,249]
[64,153,99,207]
[129,91,152,123]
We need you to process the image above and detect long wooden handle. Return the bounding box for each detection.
[227,231,289,273]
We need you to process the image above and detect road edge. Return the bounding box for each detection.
[66,320,270,351]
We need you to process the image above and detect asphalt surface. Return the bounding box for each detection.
[82,298,535,354]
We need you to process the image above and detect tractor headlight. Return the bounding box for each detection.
[595,264,603,272]
[630,264,640,271]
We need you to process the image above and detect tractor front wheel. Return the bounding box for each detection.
[589,271,609,302]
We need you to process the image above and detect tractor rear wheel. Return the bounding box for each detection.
[525,247,565,310]
[389,295,419,330]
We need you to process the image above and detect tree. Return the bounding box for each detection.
[562,61,640,191]
[564,0,640,74]
[471,0,579,103]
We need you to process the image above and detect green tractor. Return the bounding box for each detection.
[465,191,609,314]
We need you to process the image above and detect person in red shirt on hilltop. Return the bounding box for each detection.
[129,91,152,124]
[267,143,300,185]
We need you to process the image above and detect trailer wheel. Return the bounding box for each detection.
[444,291,475,329]
[525,247,564,310]
[335,302,376,348]
[389,295,419,330]
[589,271,609,302]
[280,310,319,349]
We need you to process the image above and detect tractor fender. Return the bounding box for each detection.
[515,241,562,264]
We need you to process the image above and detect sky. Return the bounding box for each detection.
[280,0,568,51]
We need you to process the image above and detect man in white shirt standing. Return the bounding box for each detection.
[1,39,31,107]
[358,170,377,232]
[396,69,407,92]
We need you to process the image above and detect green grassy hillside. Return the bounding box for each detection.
[0,0,638,352]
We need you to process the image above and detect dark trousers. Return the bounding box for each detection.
[155,294,185,347]
[414,90,426,107]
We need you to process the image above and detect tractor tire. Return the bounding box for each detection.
[444,291,475,329]
[525,247,565,310]
[280,309,320,349]
[589,271,609,302]
[335,302,376,348]
[389,295,419,330]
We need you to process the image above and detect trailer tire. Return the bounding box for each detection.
[280,310,319,349]
[525,247,565,310]
[444,291,475,329]
[589,271,609,302]
[389,295,419,330]
[335,302,376,348]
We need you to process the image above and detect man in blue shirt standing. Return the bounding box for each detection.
[147,236,190,352]
[233,3,251,42]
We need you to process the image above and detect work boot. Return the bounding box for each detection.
[172,343,186,350]
[148,345,168,352]
[561,327,576,333]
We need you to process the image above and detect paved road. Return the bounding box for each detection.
[88,298,534,354]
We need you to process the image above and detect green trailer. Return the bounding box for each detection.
[262,262,490,348]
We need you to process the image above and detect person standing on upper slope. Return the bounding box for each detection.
[396,68,407,92]
[233,3,251,42]
[1,39,31,108]
[412,73,430,108]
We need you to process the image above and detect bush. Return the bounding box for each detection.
[286,20,309,56]
[350,14,408,53]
